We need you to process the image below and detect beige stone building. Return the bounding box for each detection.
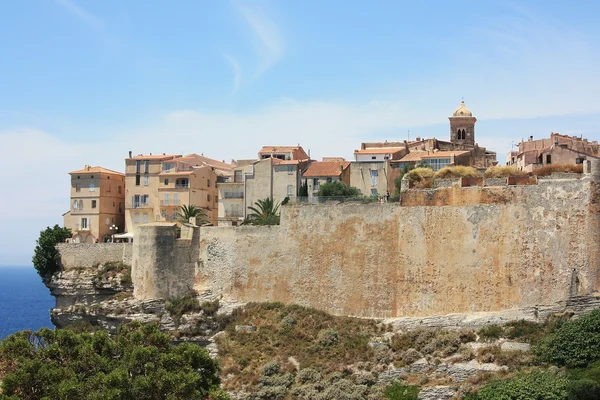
[125,152,230,233]
[508,133,600,172]
[63,165,125,243]
[349,161,389,197]
[217,160,253,226]
[242,146,310,216]
[303,160,351,197]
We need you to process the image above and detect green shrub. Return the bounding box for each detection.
[166,291,201,320]
[32,225,72,281]
[504,319,545,343]
[472,369,569,400]
[535,309,600,368]
[384,381,419,400]
[567,379,600,400]
[478,325,503,341]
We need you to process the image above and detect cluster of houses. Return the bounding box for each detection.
[63,101,600,243]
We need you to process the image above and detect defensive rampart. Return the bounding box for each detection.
[57,243,132,270]
[194,169,600,318]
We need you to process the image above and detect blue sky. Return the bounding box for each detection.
[2,0,600,265]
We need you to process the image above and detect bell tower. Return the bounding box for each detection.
[449,100,477,147]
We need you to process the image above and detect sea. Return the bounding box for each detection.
[0,266,55,340]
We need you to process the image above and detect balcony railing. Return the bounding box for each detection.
[160,200,181,207]
[126,202,153,209]
[223,192,244,199]
[175,183,189,189]
[225,210,243,218]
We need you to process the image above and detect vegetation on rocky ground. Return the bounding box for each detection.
[32,225,72,282]
[93,261,132,288]
[0,322,229,400]
[534,163,584,177]
[405,167,435,188]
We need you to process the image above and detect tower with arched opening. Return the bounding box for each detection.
[449,100,476,147]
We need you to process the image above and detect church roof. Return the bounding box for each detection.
[452,100,473,117]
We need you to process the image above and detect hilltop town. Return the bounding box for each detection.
[62,100,600,243]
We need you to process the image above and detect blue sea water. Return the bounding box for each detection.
[0,266,55,340]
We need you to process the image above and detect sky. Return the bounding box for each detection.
[2,0,600,265]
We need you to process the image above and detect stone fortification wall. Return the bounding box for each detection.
[57,243,132,270]
[196,176,600,318]
[132,223,199,300]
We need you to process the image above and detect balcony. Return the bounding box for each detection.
[175,183,189,189]
[160,200,181,207]
[223,192,244,199]
[225,210,243,218]
[126,202,153,209]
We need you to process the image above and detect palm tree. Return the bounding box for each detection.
[243,198,281,226]
[176,204,209,225]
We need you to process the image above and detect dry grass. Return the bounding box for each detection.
[534,163,583,177]
[405,167,434,182]
[434,166,480,179]
[484,166,528,178]
[215,303,385,390]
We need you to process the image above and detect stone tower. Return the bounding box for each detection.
[449,100,477,147]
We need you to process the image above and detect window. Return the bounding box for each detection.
[164,163,172,172]
[287,185,293,195]
[173,193,179,205]
[287,166,293,175]
[144,174,149,186]
[136,160,141,173]
[91,175,94,179]
[119,202,123,213]
[78,200,83,210]
[118,185,122,194]
[73,200,78,210]
[134,214,140,224]
[371,156,376,160]
[164,178,169,185]
[207,194,211,202]
[560,144,568,149]
[207,179,212,187]
[234,171,242,182]
[112,201,115,208]
[422,158,451,171]
[164,194,169,206]
[91,200,97,208]
[144,160,149,173]
[75,184,81,192]
[107,184,111,193]
[135,175,140,186]
[576,158,585,164]
[546,154,552,164]
[326,177,332,183]
[89,183,95,192]
[370,170,378,186]
[371,189,378,196]
[80,218,88,230]
[143,213,149,224]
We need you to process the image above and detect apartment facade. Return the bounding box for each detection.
[509,133,600,172]
[302,161,351,197]
[63,165,125,243]
[217,160,253,226]
[125,153,229,233]
[349,162,388,197]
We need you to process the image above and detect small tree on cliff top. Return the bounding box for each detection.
[316,181,360,197]
[176,204,209,225]
[32,225,71,282]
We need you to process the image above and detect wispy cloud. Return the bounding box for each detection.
[222,53,242,93]
[56,0,103,31]
[236,3,285,76]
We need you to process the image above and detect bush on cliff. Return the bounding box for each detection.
[32,224,72,282]
[534,309,600,368]
[0,322,228,400]
[316,181,360,197]
[467,369,570,400]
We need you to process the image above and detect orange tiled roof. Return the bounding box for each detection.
[395,150,469,162]
[354,147,404,154]
[272,158,309,165]
[128,154,181,161]
[182,153,232,170]
[303,161,350,177]
[69,166,124,175]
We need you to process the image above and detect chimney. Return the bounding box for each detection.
[529,136,533,141]
[128,151,132,158]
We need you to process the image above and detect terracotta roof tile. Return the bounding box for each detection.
[303,161,350,177]
[69,166,124,175]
